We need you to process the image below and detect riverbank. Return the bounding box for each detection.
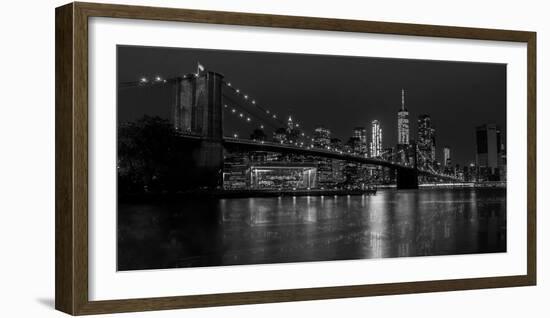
[119,188,377,202]
[419,181,506,189]
[119,183,506,202]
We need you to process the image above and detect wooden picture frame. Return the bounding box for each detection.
[55,2,536,315]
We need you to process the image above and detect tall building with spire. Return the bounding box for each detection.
[397,89,410,145]
[285,115,300,144]
[287,115,294,130]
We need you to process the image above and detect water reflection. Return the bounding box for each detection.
[118,188,506,271]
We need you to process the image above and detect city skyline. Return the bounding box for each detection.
[117,45,507,271]
[118,45,506,166]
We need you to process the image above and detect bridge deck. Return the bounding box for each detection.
[176,134,461,181]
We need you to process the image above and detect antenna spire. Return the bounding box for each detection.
[401,89,405,111]
[197,62,205,75]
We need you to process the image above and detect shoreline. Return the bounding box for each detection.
[119,188,376,202]
[119,185,506,202]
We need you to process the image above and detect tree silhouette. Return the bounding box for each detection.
[118,116,179,195]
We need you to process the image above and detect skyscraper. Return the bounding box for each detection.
[312,126,333,187]
[313,126,331,149]
[370,120,383,158]
[443,146,451,166]
[287,115,294,130]
[353,127,368,155]
[417,114,436,169]
[397,89,409,145]
[476,123,504,181]
[285,116,300,144]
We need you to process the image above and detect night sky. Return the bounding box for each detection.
[118,45,506,166]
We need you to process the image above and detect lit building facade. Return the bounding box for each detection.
[348,136,362,154]
[331,159,345,185]
[272,128,287,144]
[353,127,368,155]
[272,116,302,145]
[417,114,436,169]
[312,127,336,187]
[396,89,411,165]
[223,151,251,189]
[249,162,317,189]
[443,146,451,166]
[370,120,382,158]
[476,124,505,181]
[397,89,410,145]
[382,147,395,162]
[285,116,300,145]
[313,126,331,149]
[316,158,333,188]
[330,138,343,151]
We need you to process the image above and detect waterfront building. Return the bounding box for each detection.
[454,164,465,180]
[316,157,334,188]
[223,151,251,189]
[331,159,345,185]
[342,163,360,188]
[249,162,317,189]
[476,123,505,181]
[463,163,477,182]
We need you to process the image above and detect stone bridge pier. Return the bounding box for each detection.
[173,70,225,189]
[396,167,419,189]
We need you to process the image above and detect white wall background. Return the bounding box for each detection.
[0,0,547,317]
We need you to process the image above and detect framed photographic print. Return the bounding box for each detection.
[55,2,536,315]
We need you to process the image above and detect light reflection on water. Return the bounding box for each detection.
[117,188,506,271]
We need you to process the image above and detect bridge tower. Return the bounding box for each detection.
[396,142,418,189]
[172,70,224,188]
[396,167,418,189]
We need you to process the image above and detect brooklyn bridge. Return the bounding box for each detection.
[116,54,507,271]
[120,66,462,191]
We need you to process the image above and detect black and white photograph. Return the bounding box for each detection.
[116,45,507,271]
[1,0,544,316]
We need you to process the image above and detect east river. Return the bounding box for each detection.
[117,188,506,271]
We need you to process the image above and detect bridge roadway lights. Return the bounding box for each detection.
[396,167,419,190]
